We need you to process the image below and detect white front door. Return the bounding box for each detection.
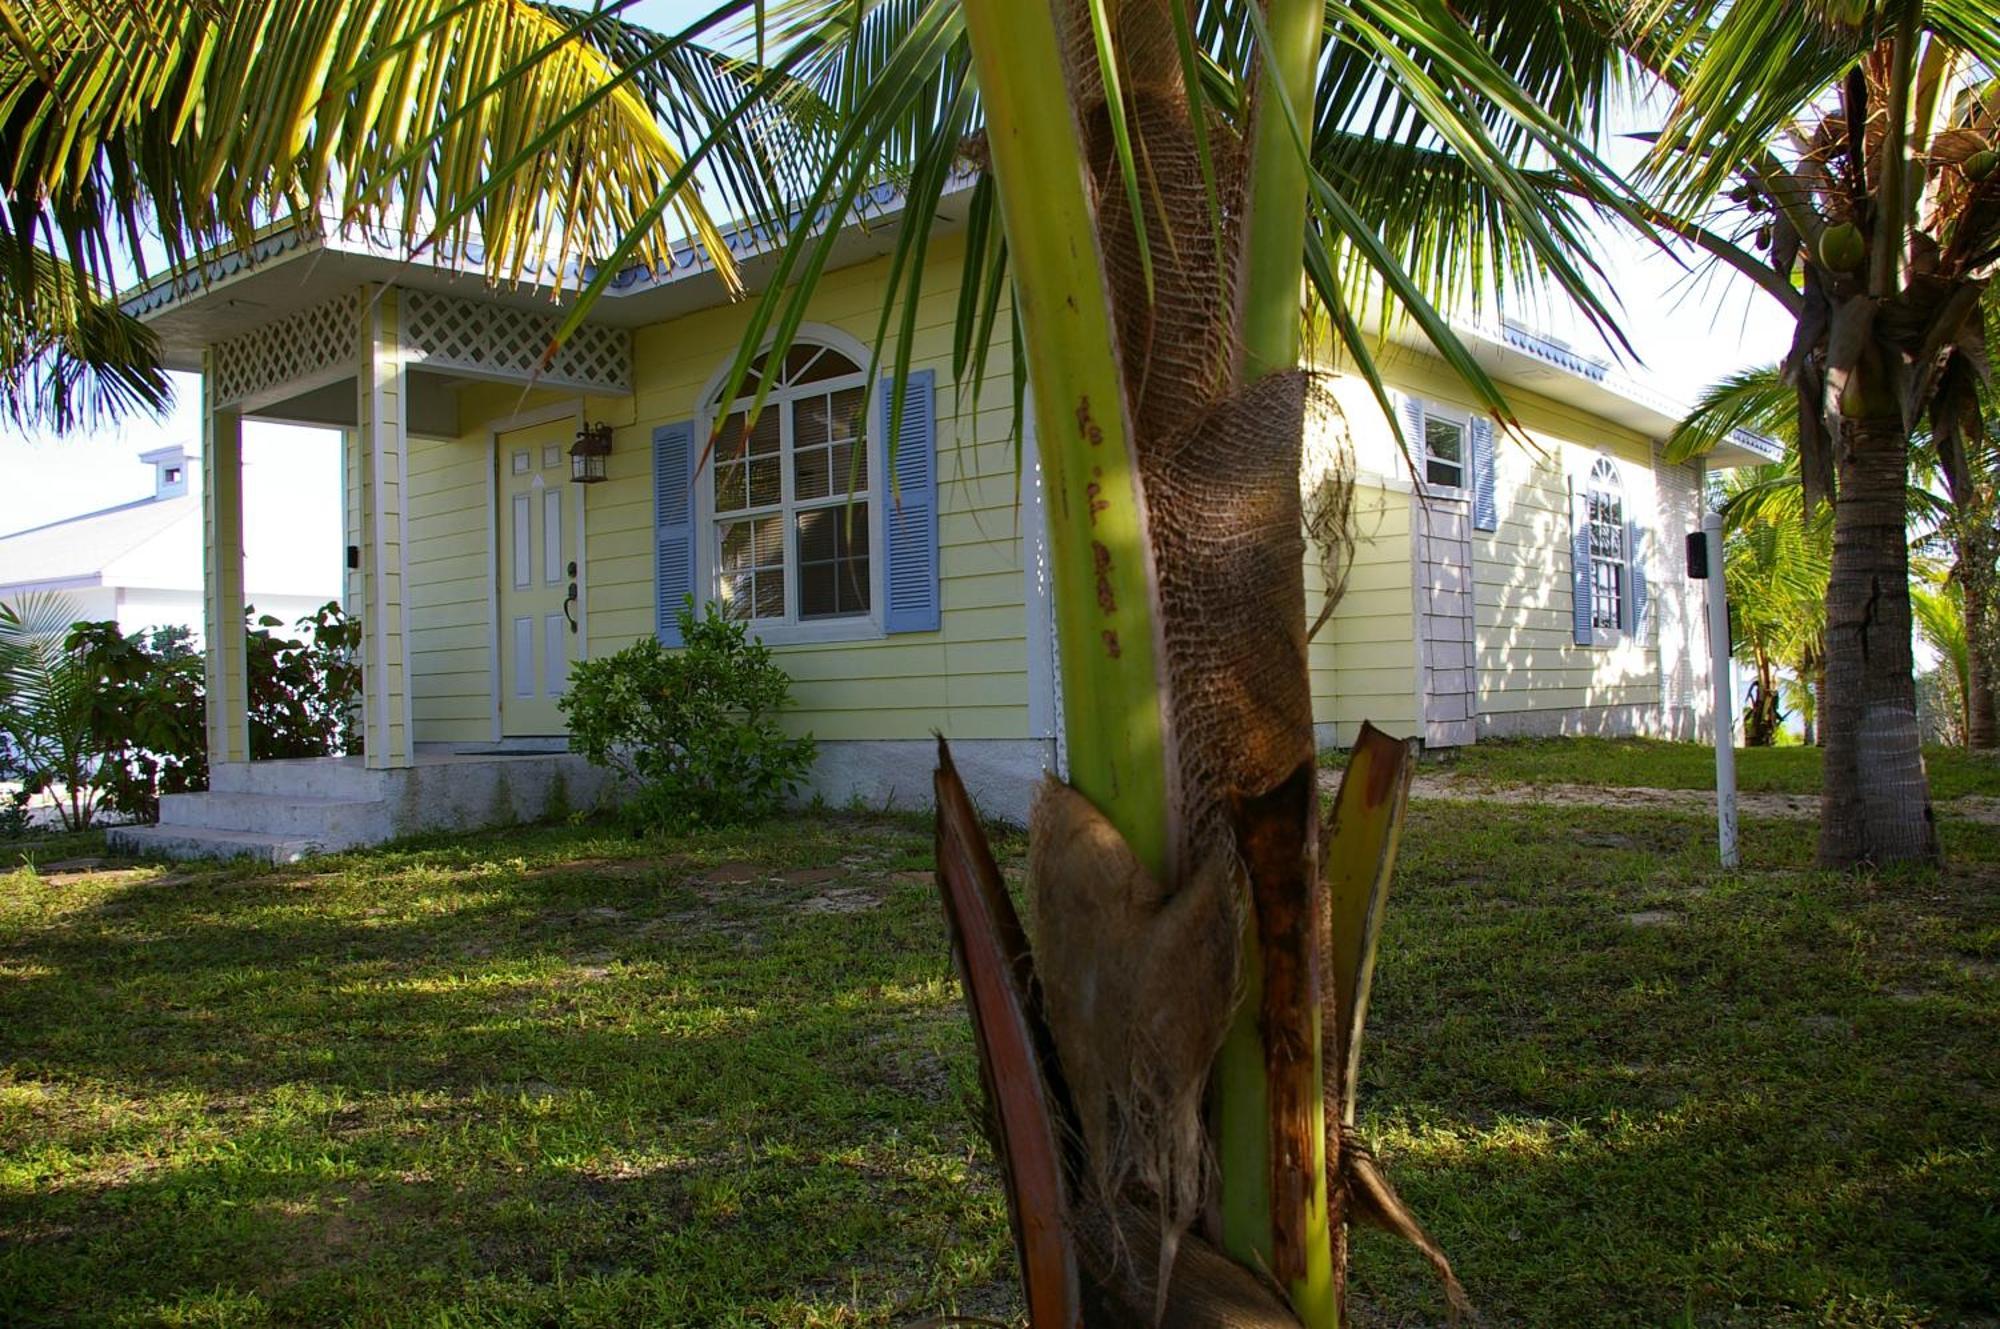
[497,420,579,736]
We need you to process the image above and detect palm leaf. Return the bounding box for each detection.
[0,231,170,431]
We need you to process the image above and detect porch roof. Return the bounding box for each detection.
[119,180,960,378]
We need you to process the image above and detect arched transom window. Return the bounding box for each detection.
[1586,456,1626,631]
[711,342,872,624]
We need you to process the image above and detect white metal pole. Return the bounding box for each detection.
[1704,511,1739,868]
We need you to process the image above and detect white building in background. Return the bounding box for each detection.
[0,442,341,639]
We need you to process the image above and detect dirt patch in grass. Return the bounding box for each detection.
[4,804,1993,1327]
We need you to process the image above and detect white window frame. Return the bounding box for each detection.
[1585,455,1627,646]
[1417,401,1471,497]
[694,330,887,646]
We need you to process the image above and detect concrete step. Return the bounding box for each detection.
[107,823,322,865]
[210,758,384,800]
[158,790,389,844]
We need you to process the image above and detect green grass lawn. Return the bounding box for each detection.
[1434,735,2000,801]
[2,791,1995,1327]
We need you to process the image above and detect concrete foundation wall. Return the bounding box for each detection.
[1476,701,1664,741]
[797,738,1053,825]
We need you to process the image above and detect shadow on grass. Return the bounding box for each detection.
[1,805,1993,1327]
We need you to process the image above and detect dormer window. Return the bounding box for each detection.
[143,446,192,499]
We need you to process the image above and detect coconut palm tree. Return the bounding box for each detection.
[1,3,1661,1321]
[1639,1,2000,867]
[1671,360,1993,751]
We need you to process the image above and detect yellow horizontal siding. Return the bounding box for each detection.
[407,429,493,743]
[1326,346,1664,730]
[582,233,1033,742]
[1306,479,1418,745]
[398,243,1666,754]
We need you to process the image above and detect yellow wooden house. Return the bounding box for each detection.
[106,195,1778,860]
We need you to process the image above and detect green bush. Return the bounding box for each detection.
[69,621,206,822]
[562,600,816,832]
[247,601,363,759]
[0,599,363,830]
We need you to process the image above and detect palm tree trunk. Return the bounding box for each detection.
[1819,414,1941,868]
[1746,654,1779,746]
[963,3,1338,1321]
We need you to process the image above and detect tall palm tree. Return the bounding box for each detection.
[1639,0,2000,868]
[2,3,1650,1321]
[1680,360,1992,748]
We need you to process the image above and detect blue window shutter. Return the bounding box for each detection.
[1570,477,1593,646]
[654,420,697,646]
[1627,518,1649,639]
[881,369,940,634]
[1398,393,1425,464]
[1471,415,1497,531]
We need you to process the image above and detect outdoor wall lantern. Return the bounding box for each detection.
[570,421,613,484]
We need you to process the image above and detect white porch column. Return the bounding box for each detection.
[356,286,414,768]
[201,353,250,766]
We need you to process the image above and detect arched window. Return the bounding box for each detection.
[1586,456,1626,631]
[710,342,872,624]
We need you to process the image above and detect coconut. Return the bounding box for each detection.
[1818,221,1866,273]
[1966,149,1998,183]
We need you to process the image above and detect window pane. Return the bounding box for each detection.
[1426,458,1463,488]
[719,571,753,620]
[754,572,786,619]
[830,386,866,440]
[796,505,870,619]
[792,346,861,384]
[794,446,831,501]
[795,394,831,448]
[1424,417,1463,464]
[828,439,865,496]
[714,459,746,513]
[749,456,782,507]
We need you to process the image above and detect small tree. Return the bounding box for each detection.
[0,592,99,830]
[68,620,206,822]
[562,599,815,833]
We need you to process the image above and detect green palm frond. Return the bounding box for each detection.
[1912,578,1969,693]
[1639,0,2000,212]
[1665,364,1795,465]
[0,0,738,320]
[3,0,1660,447]
[1676,365,1958,533]
[0,232,170,431]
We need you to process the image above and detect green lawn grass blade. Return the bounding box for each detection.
[931,738,1081,1329]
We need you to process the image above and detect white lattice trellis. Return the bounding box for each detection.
[211,293,359,407]
[402,290,630,394]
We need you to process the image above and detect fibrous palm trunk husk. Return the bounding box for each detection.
[1819,412,1942,866]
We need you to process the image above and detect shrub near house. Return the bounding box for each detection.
[561,599,815,833]
[0,600,361,833]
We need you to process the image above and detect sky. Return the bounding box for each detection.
[0,5,1797,553]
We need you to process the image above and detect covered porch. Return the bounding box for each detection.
[110,250,636,860]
